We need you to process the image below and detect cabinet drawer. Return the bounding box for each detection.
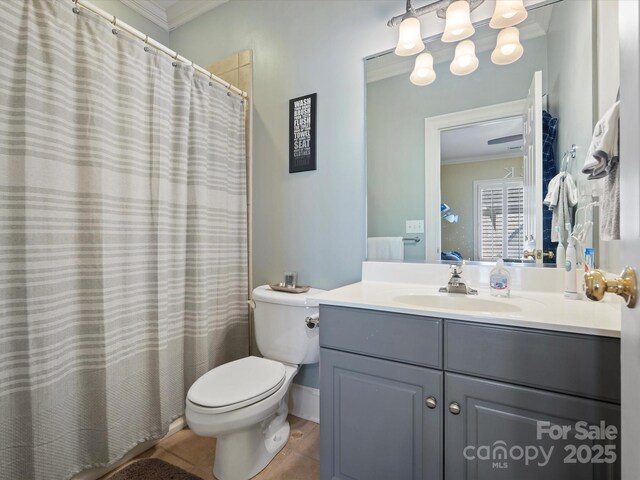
[319,305,442,368]
[445,321,620,403]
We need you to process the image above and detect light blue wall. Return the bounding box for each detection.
[89,0,170,45]
[170,0,400,388]
[366,36,549,261]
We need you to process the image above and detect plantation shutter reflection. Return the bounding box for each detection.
[506,184,524,259]
[476,179,524,261]
[480,185,504,260]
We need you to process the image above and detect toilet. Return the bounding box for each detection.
[185,285,325,480]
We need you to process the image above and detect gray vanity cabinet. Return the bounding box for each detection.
[319,305,621,480]
[320,305,444,480]
[445,373,621,480]
[320,348,443,480]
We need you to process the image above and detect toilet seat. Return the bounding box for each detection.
[187,356,286,413]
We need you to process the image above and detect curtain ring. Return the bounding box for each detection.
[72,0,80,14]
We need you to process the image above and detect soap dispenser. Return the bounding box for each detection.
[490,257,511,297]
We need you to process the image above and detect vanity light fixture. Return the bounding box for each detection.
[394,0,425,56]
[410,52,437,86]
[442,0,475,43]
[490,0,528,29]
[395,14,425,56]
[387,0,528,85]
[450,40,479,75]
[491,26,524,65]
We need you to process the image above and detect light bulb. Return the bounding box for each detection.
[490,0,528,29]
[492,27,524,65]
[450,40,479,76]
[395,16,425,56]
[442,1,475,43]
[410,52,436,86]
[501,43,517,55]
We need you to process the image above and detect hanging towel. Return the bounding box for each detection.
[600,163,620,241]
[367,237,404,261]
[582,100,620,240]
[547,173,578,242]
[582,101,619,179]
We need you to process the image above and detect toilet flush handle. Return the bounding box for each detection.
[305,313,319,329]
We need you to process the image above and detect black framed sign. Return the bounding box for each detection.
[289,93,317,173]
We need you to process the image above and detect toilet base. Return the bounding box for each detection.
[212,400,290,480]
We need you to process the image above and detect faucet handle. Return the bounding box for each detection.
[450,264,463,275]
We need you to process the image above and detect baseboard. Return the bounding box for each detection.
[289,384,320,424]
[72,416,186,480]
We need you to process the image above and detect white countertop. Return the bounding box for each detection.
[313,281,622,338]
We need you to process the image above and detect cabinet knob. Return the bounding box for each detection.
[425,396,437,409]
[449,402,461,415]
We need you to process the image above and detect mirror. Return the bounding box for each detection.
[366,0,597,267]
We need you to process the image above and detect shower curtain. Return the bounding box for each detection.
[0,1,248,479]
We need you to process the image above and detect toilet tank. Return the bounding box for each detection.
[252,285,326,365]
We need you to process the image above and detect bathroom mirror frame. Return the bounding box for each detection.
[365,0,597,269]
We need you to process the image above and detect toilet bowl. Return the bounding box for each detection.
[185,285,324,480]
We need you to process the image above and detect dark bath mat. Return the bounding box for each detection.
[110,458,203,480]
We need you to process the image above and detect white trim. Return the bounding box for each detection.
[424,100,526,262]
[72,417,186,480]
[289,384,320,424]
[441,151,522,166]
[166,0,229,31]
[119,0,229,32]
[120,0,169,31]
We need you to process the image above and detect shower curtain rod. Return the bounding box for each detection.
[70,0,248,99]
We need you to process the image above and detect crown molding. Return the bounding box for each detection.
[118,0,229,32]
[166,0,229,31]
[120,0,169,31]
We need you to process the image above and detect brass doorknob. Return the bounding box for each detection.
[523,249,555,260]
[584,266,637,308]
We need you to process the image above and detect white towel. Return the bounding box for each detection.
[367,237,404,261]
[582,100,621,240]
[549,174,578,243]
[582,101,619,179]
[544,172,577,208]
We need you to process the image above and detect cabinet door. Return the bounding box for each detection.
[445,373,620,480]
[320,348,443,480]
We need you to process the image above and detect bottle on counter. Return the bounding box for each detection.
[490,257,511,298]
[555,226,566,269]
[564,237,580,299]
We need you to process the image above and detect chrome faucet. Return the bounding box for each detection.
[439,264,478,295]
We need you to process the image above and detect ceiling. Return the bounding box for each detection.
[440,117,523,164]
[119,0,229,31]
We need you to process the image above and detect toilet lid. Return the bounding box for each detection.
[187,356,286,412]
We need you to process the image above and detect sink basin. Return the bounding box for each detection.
[392,294,525,313]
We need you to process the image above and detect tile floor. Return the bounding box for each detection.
[102,415,320,480]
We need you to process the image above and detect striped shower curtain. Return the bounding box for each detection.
[0,1,248,479]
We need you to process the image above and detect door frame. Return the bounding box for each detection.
[619,0,640,477]
[424,100,526,262]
